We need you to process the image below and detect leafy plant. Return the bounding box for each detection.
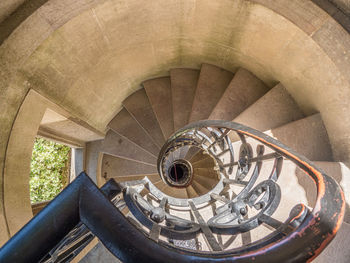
[30,138,71,203]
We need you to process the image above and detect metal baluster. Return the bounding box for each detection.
[188,201,222,251]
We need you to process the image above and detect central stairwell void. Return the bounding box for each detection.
[0,64,346,262]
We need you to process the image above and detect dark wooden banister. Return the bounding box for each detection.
[0,120,345,263]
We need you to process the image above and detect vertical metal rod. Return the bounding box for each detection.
[188,201,222,251]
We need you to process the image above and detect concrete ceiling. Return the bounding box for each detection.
[7,0,349,160]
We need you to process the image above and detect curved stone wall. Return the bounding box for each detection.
[0,0,350,244]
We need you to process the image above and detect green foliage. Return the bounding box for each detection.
[30,138,71,203]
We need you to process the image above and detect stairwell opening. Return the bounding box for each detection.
[169,163,186,182]
[167,160,193,187]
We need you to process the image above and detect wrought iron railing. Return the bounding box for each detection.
[0,121,345,262]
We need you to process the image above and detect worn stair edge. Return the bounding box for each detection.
[144,77,174,139]
[209,68,269,121]
[101,154,157,178]
[233,83,305,133]
[107,174,162,183]
[193,168,220,180]
[123,88,165,148]
[189,150,211,164]
[170,68,200,130]
[102,130,157,165]
[108,108,160,156]
[193,173,219,190]
[191,180,209,196]
[184,146,201,161]
[314,222,350,263]
[189,63,234,122]
[265,113,333,161]
[295,161,350,223]
[158,184,188,199]
[186,185,198,198]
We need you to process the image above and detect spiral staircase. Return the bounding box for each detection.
[1,0,350,262]
[2,63,343,262]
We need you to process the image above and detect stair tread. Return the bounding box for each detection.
[110,174,161,183]
[192,158,216,169]
[108,108,160,156]
[102,154,157,178]
[102,130,157,165]
[171,68,200,130]
[191,179,209,195]
[301,161,350,223]
[179,145,190,159]
[193,168,220,180]
[189,150,210,164]
[233,83,304,132]
[184,146,201,160]
[265,113,333,161]
[189,64,234,122]
[144,77,174,139]
[209,68,268,120]
[194,171,219,188]
[157,184,188,199]
[314,222,350,263]
[186,185,198,198]
[123,88,165,148]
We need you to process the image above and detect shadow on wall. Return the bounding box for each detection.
[294,162,350,223]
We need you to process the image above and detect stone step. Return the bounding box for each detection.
[102,130,157,165]
[189,64,234,122]
[171,68,199,130]
[184,146,201,160]
[153,180,168,190]
[265,113,333,161]
[233,83,304,132]
[123,88,165,148]
[101,154,157,178]
[192,158,216,169]
[193,168,220,180]
[144,77,174,139]
[314,222,350,263]
[193,172,218,190]
[108,108,160,156]
[295,161,350,223]
[157,183,188,199]
[209,68,268,120]
[179,145,190,159]
[189,150,211,164]
[191,179,209,195]
[109,174,161,183]
[166,187,188,199]
[186,185,198,198]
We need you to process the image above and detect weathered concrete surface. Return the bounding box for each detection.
[144,77,174,139]
[171,68,199,130]
[209,68,268,120]
[108,108,160,156]
[0,89,103,243]
[1,0,350,245]
[80,242,120,263]
[85,140,104,184]
[123,89,165,148]
[3,90,48,237]
[233,83,304,132]
[267,114,333,161]
[314,222,350,263]
[330,0,350,15]
[189,63,234,122]
[0,0,27,24]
